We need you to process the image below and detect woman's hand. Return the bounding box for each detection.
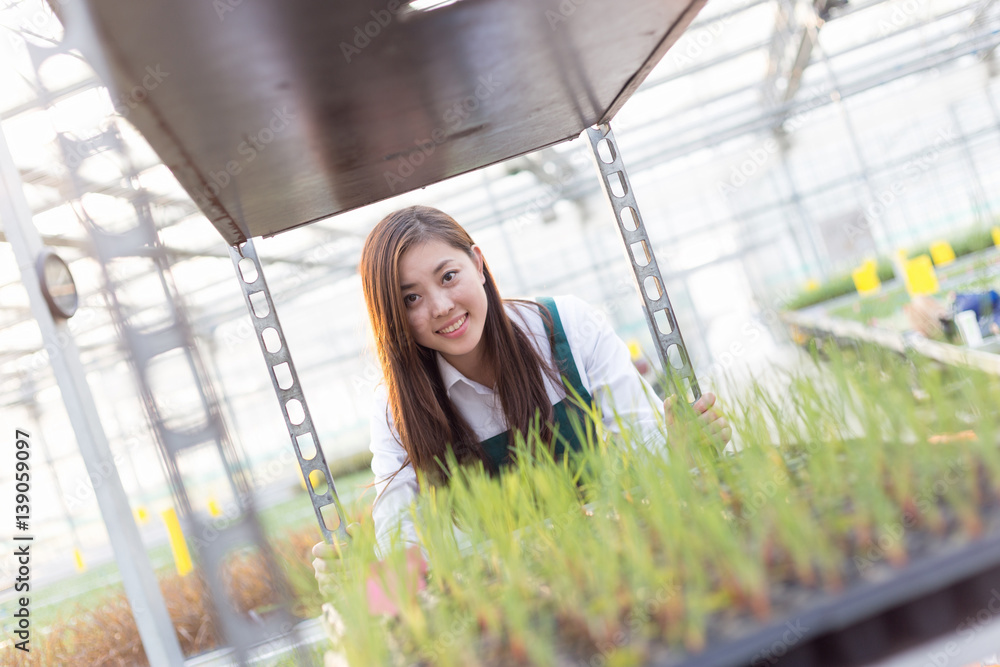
[664,392,732,445]
[312,522,361,599]
[313,524,428,617]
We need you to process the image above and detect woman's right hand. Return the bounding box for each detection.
[312,522,361,599]
[664,392,731,445]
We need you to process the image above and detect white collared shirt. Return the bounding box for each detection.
[368,295,666,557]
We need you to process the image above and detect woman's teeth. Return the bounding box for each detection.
[439,314,467,334]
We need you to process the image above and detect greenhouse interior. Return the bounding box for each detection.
[2,0,1000,664]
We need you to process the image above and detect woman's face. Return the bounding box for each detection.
[398,238,489,373]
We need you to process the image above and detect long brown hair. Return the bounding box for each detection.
[359,206,558,484]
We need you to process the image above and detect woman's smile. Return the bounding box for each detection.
[437,313,469,336]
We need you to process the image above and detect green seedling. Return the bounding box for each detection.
[317,345,1000,666]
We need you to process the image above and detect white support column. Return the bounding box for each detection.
[0,125,185,666]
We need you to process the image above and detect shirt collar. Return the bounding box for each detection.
[436,352,494,395]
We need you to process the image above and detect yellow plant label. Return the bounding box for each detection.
[852,260,880,296]
[73,548,86,572]
[992,226,1000,247]
[904,255,939,296]
[929,240,955,266]
[162,507,194,577]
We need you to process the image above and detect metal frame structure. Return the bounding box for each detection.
[1,5,315,664]
[0,114,186,667]
[586,123,702,401]
[4,0,1000,405]
[62,122,311,666]
[228,238,350,546]
[3,0,1000,663]
[238,119,704,541]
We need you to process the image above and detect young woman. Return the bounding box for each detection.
[313,205,729,584]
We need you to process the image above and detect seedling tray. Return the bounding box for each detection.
[654,502,1000,666]
[321,340,1000,667]
[781,310,1000,377]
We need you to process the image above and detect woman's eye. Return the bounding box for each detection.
[442,270,457,283]
[404,294,418,305]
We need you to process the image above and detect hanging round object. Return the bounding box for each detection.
[36,248,79,319]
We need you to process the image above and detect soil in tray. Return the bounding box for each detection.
[670,470,1000,665]
[321,345,1000,667]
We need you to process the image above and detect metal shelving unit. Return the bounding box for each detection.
[3,0,1000,664]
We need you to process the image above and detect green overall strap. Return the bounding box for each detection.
[536,297,594,459]
[536,297,593,407]
[479,297,594,469]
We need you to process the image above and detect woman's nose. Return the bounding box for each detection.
[429,291,454,318]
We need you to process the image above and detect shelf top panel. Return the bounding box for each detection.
[74,0,705,244]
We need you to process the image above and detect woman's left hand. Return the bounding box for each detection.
[664,392,732,445]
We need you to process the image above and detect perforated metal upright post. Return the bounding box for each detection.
[34,2,315,660]
[0,115,186,667]
[55,124,311,666]
[229,238,350,545]
[586,122,701,402]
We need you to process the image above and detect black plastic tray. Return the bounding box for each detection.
[657,519,1000,666]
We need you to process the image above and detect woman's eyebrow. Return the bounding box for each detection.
[400,259,454,291]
